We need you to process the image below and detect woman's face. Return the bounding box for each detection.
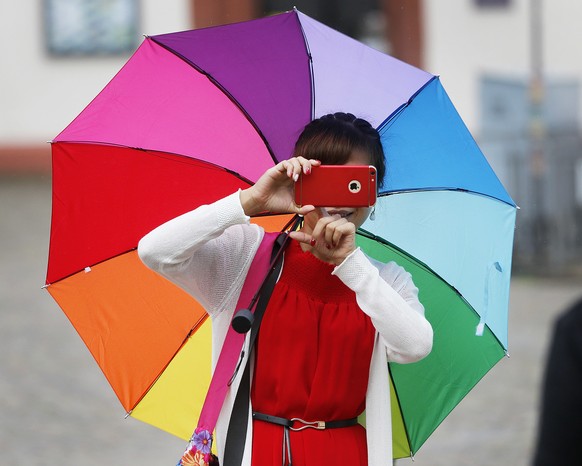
[303,149,373,231]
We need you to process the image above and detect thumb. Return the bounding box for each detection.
[294,204,316,216]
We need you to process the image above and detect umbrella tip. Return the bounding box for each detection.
[46,140,53,144]
[475,322,485,336]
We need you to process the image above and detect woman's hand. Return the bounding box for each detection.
[289,211,357,266]
[240,157,320,216]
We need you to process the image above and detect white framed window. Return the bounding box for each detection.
[475,0,511,6]
[44,0,139,56]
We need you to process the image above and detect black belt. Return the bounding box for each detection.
[252,411,358,431]
[252,411,359,466]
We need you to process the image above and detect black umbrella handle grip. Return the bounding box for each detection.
[232,308,254,334]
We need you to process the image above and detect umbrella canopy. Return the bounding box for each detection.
[46,9,516,459]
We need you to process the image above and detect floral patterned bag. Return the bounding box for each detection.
[178,428,219,466]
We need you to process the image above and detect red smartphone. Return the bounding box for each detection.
[294,165,377,207]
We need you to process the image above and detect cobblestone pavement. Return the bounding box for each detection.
[1,176,581,466]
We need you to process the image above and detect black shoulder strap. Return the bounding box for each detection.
[223,232,286,466]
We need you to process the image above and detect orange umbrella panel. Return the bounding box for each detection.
[47,251,207,413]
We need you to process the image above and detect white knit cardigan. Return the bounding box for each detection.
[138,191,433,466]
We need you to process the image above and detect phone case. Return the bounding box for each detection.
[294,165,377,207]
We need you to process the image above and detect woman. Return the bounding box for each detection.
[138,113,433,466]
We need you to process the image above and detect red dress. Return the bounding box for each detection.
[251,240,376,466]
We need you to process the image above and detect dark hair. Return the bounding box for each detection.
[293,112,386,187]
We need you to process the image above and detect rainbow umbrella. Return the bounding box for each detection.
[46,9,516,459]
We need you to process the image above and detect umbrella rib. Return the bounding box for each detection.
[127,312,210,414]
[148,37,280,167]
[387,363,415,458]
[128,218,303,414]
[46,143,259,285]
[358,227,463,297]
[377,187,517,208]
[358,228,440,279]
[362,229,508,456]
[46,212,290,286]
[356,228,506,351]
[399,349,506,457]
[376,75,438,131]
[293,9,316,120]
[47,202,284,282]
[51,140,256,185]
[45,247,142,285]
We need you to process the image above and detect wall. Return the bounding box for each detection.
[0,1,192,146]
[422,0,582,133]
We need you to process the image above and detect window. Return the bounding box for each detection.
[44,0,139,56]
[475,0,511,6]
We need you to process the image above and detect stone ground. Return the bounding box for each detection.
[1,175,580,466]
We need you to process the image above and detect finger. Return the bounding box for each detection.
[288,202,316,216]
[312,215,337,244]
[280,159,298,179]
[277,160,292,179]
[294,156,322,175]
[323,215,344,246]
[312,216,339,249]
[296,204,316,216]
[288,230,313,246]
[330,222,344,247]
[331,221,355,246]
[295,156,313,175]
[287,158,302,182]
[281,160,294,179]
[324,216,354,247]
[294,155,321,166]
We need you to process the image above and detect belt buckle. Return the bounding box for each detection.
[289,418,325,431]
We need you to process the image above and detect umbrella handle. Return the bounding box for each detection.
[231,308,254,333]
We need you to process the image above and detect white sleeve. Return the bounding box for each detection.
[332,248,433,363]
[137,190,263,316]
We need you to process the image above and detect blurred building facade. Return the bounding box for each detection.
[480,77,582,273]
[0,0,192,171]
[422,0,582,274]
[2,0,581,273]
